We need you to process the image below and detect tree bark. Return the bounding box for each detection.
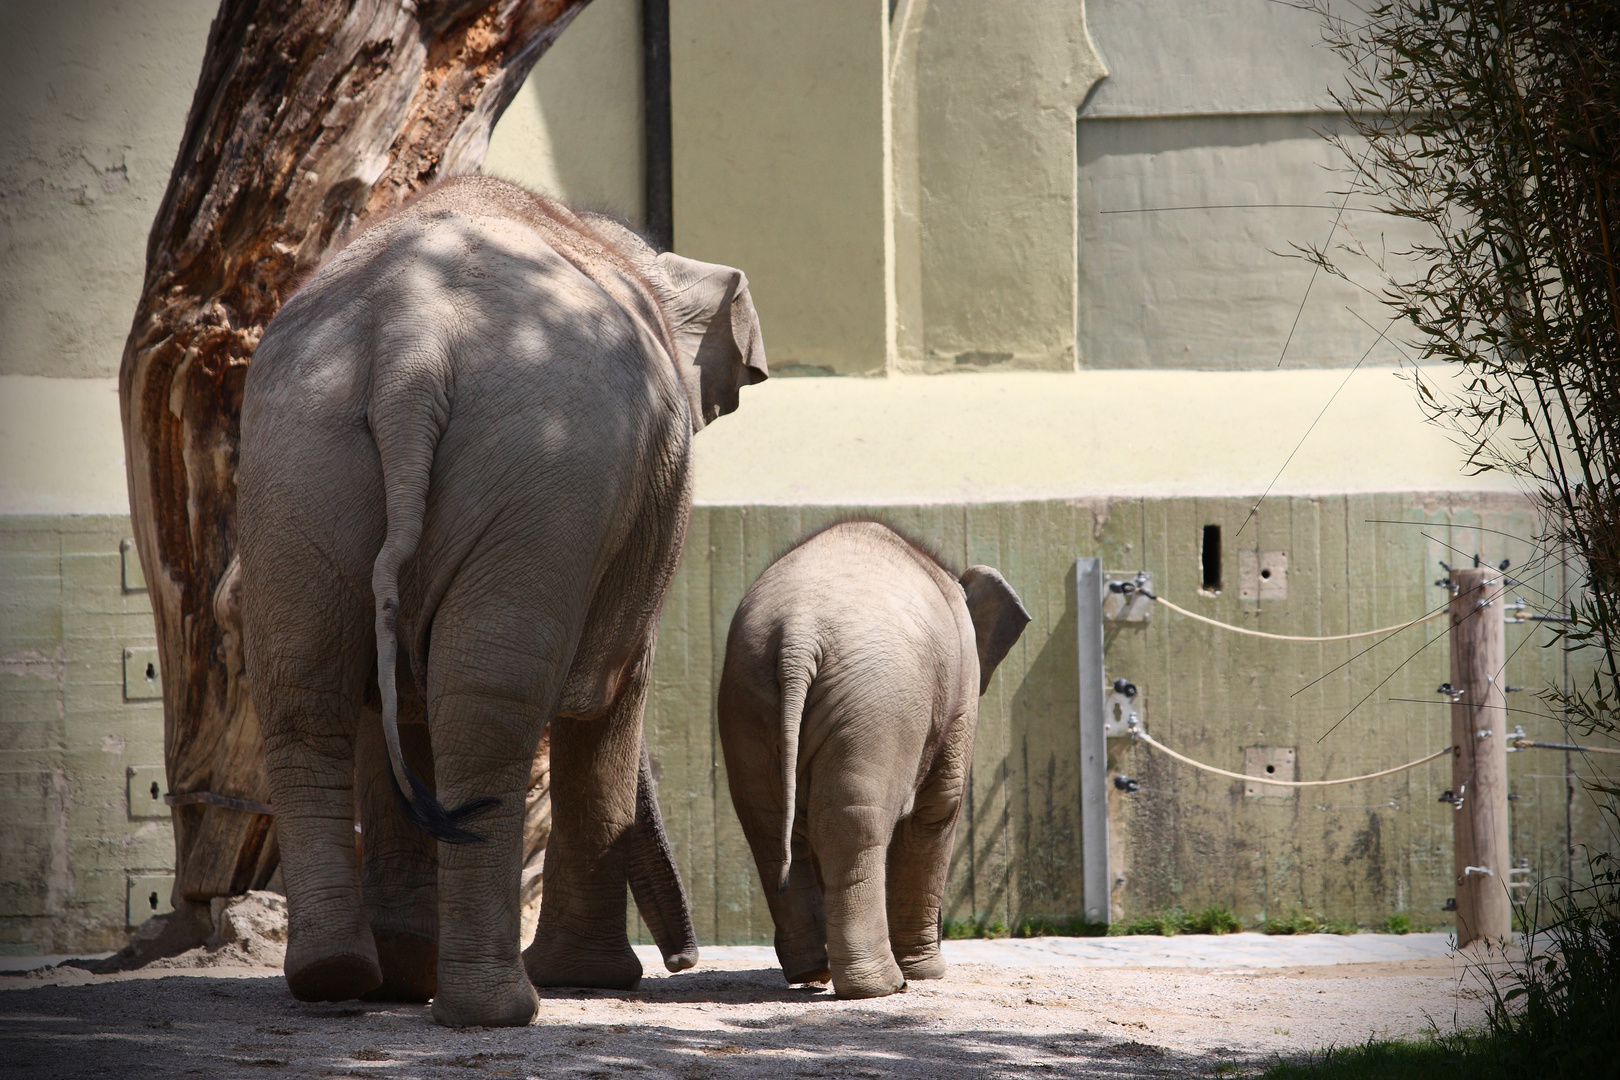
[120,0,590,907]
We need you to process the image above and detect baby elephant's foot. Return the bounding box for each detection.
[830,953,906,999]
[897,948,946,981]
[523,929,643,991]
[431,959,539,1028]
[363,932,437,1002]
[778,943,831,986]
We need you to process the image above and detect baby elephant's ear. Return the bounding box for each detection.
[959,566,1032,695]
[655,254,770,426]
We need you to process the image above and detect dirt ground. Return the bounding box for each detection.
[0,948,1487,1079]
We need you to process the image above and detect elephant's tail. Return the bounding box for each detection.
[370,364,496,844]
[774,640,815,894]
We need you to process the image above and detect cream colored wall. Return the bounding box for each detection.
[891,0,1105,373]
[0,0,216,379]
[484,0,646,226]
[670,0,890,376]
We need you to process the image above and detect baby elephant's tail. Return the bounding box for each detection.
[774,638,816,894]
[370,367,496,844]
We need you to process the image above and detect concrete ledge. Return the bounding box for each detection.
[694,369,1523,505]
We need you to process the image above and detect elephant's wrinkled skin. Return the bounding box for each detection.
[237,177,767,1027]
[718,522,1030,998]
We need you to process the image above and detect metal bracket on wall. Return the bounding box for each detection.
[1103,571,1154,622]
[120,538,146,592]
[1104,678,1140,738]
[126,874,175,928]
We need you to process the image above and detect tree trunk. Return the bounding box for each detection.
[120,0,590,908]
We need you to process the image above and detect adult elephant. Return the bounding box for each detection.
[237,177,768,1027]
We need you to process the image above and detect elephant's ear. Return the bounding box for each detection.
[959,566,1032,695]
[654,253,770,430]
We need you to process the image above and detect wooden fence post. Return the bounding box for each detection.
[1449,566,1512,947]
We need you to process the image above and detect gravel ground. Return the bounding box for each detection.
[0,940,1489,1079]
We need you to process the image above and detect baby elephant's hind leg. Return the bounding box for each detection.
[886,766,966,982]
[808,794,905,999]
[768,831,829,984]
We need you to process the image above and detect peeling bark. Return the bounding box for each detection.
[120,0,589,904]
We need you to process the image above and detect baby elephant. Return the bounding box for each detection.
[718,521,1030,998]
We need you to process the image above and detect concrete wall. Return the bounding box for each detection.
[0,517,170,954]
[0,0,216,379]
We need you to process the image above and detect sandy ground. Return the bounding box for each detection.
[0,937,1489,1079]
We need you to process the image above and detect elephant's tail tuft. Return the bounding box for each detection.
[385,762,499,844]
[775,641,815,894]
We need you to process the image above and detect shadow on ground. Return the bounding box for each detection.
[0,967,1255,1079]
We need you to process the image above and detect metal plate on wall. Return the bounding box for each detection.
[123,646,162,701]
[127,874,175,927]
[1238,550,1288,600]
[1102,572,1153,622]
[1244,746,1297,797]
[127,765,169,820]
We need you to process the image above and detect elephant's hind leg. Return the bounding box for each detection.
[886,754,969,982]
[356,706,438,1001]
[522,660,648,992]
[772,833,830,984]
[420,685,541,1028]
[806,791,905,999]
[254,644,381,1002]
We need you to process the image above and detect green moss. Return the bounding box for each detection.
[942,917,1010,940]
[1013,915,1108,938]
[1107,905,1245,936]
[1378,913,1413,935]
[1185,905,1244,935]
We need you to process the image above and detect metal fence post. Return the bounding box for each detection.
[1076,557,1109,925]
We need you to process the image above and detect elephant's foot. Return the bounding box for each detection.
[830,953,906,999]
[431,963,539,1028]
[285,952,383,1002]
[777,943,831,985]
[783,963,831,986]
[522,932,643,990]
[660,945,699,973]
[897,948,946,981]
[362,932,437,1002]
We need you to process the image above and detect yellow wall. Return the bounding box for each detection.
[484,0,647,226]
[670,0,891,376]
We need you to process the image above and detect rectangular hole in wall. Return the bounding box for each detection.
[1201,525,1222,593]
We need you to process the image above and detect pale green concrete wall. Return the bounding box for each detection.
[0,516,170,955]
[634,494,1613,946]
[670,0,890,376]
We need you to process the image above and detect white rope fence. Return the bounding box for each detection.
[1115,584,1620,779]
[1150,593,1447,643]
[1130,724,1455,787]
